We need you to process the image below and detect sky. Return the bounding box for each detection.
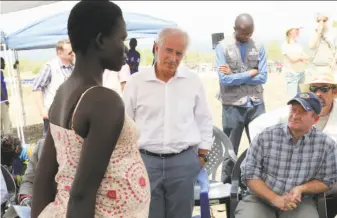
[1,1,337,60]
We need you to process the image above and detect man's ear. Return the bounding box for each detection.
[313,114,320,124]
[155,43,159,55]
[95,33,104,50]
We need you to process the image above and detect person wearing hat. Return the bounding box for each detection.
[282,24,309,99]
[249,70,337,142]
[309,12,337,72]
[236,92,337,218]
[248,70,337,218]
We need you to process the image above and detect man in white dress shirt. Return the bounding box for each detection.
[123,27,213,218]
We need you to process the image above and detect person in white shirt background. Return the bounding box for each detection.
[249,68,337,218]
[309,12,337,72]
[282,24,309,99]
[103,45,131,95]
[123,27,213,218]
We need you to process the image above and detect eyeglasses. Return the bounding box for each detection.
[309,86,335,93]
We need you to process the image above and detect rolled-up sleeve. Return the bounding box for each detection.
[194,81,213,150]
[241,133,265,184]
[314,141,337,188]
[32,64,52,91]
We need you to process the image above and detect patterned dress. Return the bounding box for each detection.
[38,89,150,217]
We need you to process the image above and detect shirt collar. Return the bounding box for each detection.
[283,124,315,142]
[232,33,249,46]
[57,57,73,68]
[145,64,187,81]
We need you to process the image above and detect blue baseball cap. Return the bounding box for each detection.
[287,92,322,115]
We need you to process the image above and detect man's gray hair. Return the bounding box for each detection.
[156,27,189,48]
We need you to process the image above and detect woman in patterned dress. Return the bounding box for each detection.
[30,1,150,217]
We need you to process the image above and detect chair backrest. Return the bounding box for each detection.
[204,126,237,180]
[1,165,17,202]
[231,149,247,191]
[230,149,247,218]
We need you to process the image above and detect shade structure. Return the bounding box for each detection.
[1,1,58,14]
[4,10,177,50]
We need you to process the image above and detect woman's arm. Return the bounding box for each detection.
[309,22,324,49]
[66,87,125,218]
[284,54,302,63]
[31,130,58,218]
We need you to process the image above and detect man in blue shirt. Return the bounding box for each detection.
[1,57,11,134]
[215,14,268,183]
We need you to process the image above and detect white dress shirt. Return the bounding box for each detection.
[1,170,8,204]
[123,66,213,154]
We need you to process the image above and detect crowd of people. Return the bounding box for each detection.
[1,1,337,218]
[214,12,337,218]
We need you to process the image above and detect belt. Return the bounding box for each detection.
[139,147,191,158]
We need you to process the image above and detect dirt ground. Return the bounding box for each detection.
[8,71,288,217]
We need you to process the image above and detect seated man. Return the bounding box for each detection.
[249,70,337,217]
[1,134,28,186]
[236,92,337,218]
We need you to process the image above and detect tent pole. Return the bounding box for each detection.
[8,49,25,144]
[14,50,27,126]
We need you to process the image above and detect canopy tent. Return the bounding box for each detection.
[1,1,58,14]
[4,11,177,50]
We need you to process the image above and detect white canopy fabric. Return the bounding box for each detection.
[1,1,58,14]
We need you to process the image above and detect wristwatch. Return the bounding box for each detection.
[198,154,209,163]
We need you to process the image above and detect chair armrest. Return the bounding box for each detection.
[317,193,327,218]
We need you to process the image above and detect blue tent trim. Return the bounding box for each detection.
[5,11,177,51]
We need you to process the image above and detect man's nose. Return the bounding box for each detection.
[291,112,300,119]
[315,89,323,96]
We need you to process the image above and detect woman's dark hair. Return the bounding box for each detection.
[1,134,22,167]
[67,0,123,54]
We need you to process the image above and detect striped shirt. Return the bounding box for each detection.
[241,123,337,195]
[32,58,73,91]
